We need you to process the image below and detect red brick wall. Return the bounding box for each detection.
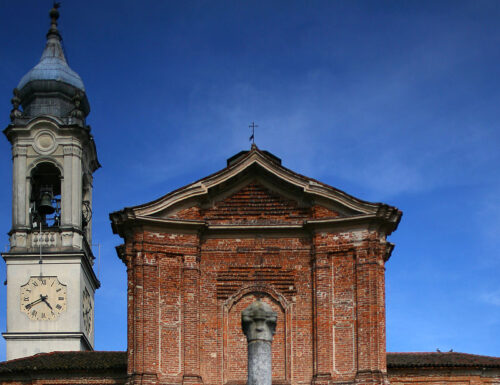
[121,224,392,385]
[201,236,307,385]
[172,182,339,224]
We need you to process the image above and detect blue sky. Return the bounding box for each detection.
[0,1,499,361]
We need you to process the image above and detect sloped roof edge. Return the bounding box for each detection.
[387,352,500,368]
[110,147,401,226]
[2,351,500,375]
[0,351,126,374]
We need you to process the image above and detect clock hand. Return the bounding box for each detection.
[25,299,41,310]
[41,296,53,310]
[25,295,47,310]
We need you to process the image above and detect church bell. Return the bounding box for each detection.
[38,186,55,215]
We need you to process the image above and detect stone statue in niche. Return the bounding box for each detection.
[242,299,277,385]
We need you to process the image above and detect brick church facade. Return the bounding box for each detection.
[109,147,401,385]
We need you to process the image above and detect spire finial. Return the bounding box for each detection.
[47,2,62,40]
[249,121,258,146]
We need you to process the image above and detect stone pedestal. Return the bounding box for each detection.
[242,300,277,385]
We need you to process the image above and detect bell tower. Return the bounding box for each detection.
[2,5,100,360]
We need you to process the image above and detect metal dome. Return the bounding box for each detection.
[17,5,85,92]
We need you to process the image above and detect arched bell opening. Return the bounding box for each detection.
[30,162,61,228]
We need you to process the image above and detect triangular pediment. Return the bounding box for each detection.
[167,181,341,225]
[110,147,401,233]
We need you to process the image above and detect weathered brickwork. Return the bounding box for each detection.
[119,225,393,385]
[172,182,339,224]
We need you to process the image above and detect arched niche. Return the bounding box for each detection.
[221,284,293,385]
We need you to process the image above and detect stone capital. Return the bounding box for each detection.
[12,146,28,157]
[242,300,277,343]
[63,145,83,157]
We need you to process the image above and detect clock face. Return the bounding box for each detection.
[82,287,93,335]
[20,276,67,321]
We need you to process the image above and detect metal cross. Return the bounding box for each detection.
[249,122,258,145]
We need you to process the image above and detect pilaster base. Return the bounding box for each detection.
[355,370,388,385]
[312,374,333,385]
[127,373,158,385]
[182,375,203,385]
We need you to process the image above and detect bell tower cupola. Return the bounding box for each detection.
[2,4,100,360]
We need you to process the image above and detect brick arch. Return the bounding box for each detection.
[225,284,289,312]
[221,284,293,385]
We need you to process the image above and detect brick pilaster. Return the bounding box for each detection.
[143,253,159,375]
[183,253,203,385]
[355,245,388,385]
[133,251,144,376]
[128,240,159,385]
[312,250,333,385]
[332,249,356,382]
[126,253,134,378]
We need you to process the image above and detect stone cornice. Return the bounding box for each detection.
[110,211,400,240]
[2,250,100,289]
[3,116,100,171]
